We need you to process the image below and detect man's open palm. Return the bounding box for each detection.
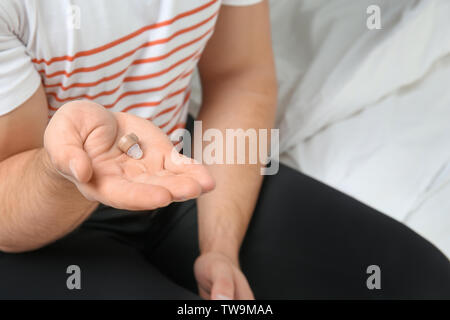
[44,100,214,210]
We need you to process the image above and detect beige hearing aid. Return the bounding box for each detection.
[118,133,143,159]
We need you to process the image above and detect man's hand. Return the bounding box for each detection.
[194,252,254,300]
[44,100,215,210]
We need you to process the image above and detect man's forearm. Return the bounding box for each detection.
[196,71,277,263]
[0,148,98,252]
[196,162,263,262]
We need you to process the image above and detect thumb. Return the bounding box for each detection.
[48,145,93,184]
[64,147,93,183]
[44,117,93,184]
[210,265,235,300]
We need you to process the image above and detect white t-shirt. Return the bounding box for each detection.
[0,0,262,137]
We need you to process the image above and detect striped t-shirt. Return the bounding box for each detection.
[0,0,262,139]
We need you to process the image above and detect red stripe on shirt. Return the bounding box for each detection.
[35,12,217,79]
[42,28,212,90]
[46,56,197,104]
[158,89,191,128]
[32,0,218,65]
[167,122,187,135]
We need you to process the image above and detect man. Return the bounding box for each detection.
[0,0,449,299]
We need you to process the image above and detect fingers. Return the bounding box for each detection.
[234,271,255,300]
[164,151,215,193]
[194,254,255,301]
[210,266,254,300]
[136,174,202,201]
[86,176,173,210]
[210,264,235,300]
[198,286,211,301]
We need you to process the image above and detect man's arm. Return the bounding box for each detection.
[0,84,214,253]
[0,85,98,253]
[194,1,277,299]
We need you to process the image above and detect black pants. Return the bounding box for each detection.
[0,162,449,299]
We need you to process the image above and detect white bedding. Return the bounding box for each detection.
[190,0,450,257]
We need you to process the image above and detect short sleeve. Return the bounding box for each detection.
[0,2,41,116]
[221,0,263,6]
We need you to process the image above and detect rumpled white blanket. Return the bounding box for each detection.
[190,0,450,257]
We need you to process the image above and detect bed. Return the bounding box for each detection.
[190,0,450,257]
